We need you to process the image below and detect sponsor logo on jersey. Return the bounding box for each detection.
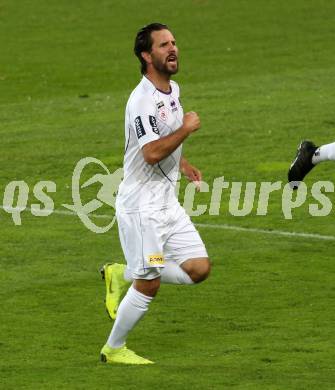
[134,116,146,139]
[148,254,165,265]
[156,101,164,109]
[149,115,159,135]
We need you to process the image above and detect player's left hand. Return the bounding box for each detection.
[180,159,202,191]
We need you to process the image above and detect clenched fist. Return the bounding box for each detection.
[182,111,200,134]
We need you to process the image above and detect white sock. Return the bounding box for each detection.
[124,262,193,285]
[107,285,153,348]
[312,142,335,164]
[160,261,194,284]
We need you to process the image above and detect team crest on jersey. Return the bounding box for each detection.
[159,107,168,121]
[134,116,146,139]
[149,115,159,135]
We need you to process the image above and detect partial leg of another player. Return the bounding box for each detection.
[288,140,335,189]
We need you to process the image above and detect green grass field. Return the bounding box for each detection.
[1,1,335,388]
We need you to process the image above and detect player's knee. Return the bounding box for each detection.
[148,277,161,295]
[134,277,161,297]
[190,258,211,283]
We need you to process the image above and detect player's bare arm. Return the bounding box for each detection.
[180,157,202,182]
[180,156,202,191]
[142,111,200,165]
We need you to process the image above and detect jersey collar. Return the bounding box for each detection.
[142,76,172,95]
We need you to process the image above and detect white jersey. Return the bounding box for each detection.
[116,76,184,213]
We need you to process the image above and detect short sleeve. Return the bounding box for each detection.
[129,96,160,148]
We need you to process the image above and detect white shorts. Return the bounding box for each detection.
[116,202,208,280]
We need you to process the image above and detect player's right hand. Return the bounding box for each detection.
[182,111,200,134]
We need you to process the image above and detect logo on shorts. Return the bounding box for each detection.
[148,254,165,265]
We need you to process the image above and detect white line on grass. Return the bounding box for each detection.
[1,205,335,241]
[195,223,335,241]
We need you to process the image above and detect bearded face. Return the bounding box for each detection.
[151,52,178,75]
[147,29,179,76]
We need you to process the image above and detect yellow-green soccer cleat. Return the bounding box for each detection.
[100,344,154,365]
[100,263,130,320]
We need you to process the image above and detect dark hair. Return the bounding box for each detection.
[134,23,169,74]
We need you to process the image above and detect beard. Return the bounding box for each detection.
[151,55,179,75]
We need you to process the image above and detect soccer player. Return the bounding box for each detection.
[288,140,335,189]
[100,23,211,365]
